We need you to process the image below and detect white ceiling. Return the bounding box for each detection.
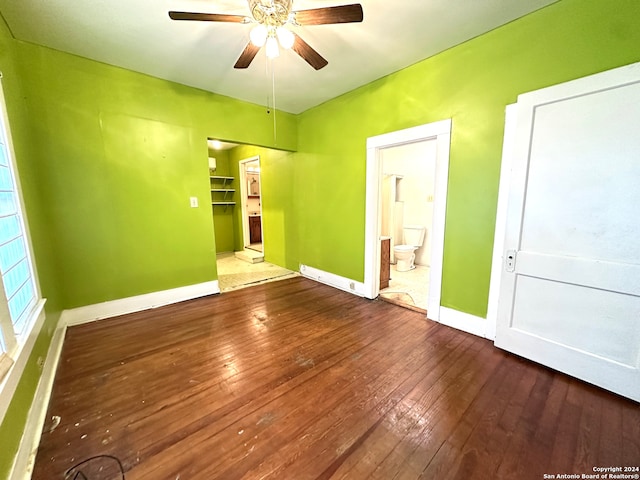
[0,0,557,114]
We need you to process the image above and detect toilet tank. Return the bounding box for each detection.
[403,225,426,246]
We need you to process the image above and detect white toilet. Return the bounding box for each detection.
[393,225,426,272]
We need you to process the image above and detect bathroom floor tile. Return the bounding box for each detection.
[380,264,430,311]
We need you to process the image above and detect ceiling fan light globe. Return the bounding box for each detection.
[276,26,294,49]
[265,36,280,58]
[250,24,268,47]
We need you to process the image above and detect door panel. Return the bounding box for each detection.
[496,61,640,401]
[520,83,640,263]
[511,276,640,367]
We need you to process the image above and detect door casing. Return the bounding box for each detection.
[363,120,451,320]
[238,156,262,250]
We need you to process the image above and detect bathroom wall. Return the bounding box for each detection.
[247,197,261,216]
[381,140,437,267]
[246,171,261,215]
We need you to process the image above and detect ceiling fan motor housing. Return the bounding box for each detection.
[248,0,293,26]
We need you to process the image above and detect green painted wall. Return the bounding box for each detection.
[2,0,640,476]
[294,0,640,317]
[0,19,297,477]
[210,149,237,253]
[0,14,62,479]
[229,145,298,270]
[11,38,296,310]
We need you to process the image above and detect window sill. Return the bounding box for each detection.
[0,298,47,425]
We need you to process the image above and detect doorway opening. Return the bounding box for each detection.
[364,120,451,320]
[378,140,437,312]
[209,147,296,292]
[239,156,264,256]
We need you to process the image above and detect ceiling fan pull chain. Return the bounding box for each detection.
[264,55,272,113]
[272,59,277,145]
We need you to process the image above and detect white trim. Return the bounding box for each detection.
[428,127,451,320]
[300,264,366,297]
[0,275,17,354]
[9,319,66,480]
[517,60,640,108]
[0,353,12,382]
[439,306,487,338]
[486,104,518,342]
[5,279,221,478]
[0,77,44,354]
[0,299,46,425]
[62,280,220,327]
[364,120,452,320]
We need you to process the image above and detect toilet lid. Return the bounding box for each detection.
[394,245,415,252]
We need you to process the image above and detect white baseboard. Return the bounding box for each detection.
[62,280,220,326]
[298,265,490,340]
[10,320,66,480]
[439,306,488,339]
[300,264,366,297]
[8,279,221,478]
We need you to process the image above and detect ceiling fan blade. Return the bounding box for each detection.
[293,4,363,26]
[234,42,261,69]
[168,11,247,23]
[291,33,328,70]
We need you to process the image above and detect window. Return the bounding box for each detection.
[0,75,39,370]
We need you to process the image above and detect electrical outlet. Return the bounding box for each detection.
[37,356,44,369]
[190,197,198,208]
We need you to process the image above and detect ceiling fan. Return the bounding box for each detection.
[169,0,363,70]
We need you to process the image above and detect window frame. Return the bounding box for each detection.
[0,72,45,382]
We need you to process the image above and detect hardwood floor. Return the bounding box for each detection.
[33,277,639,480]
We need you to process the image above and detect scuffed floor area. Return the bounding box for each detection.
[216,252,297,291]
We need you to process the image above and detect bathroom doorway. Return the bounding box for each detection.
[378,141,437,311]
[239,156,263,254]
[363,120,451,319]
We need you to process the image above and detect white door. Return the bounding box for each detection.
[495,61,640,402]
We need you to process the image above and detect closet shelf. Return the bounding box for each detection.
[210,176,235,207]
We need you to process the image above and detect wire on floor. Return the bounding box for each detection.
[64,455,125,480]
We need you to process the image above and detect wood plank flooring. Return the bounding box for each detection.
[32,277,639,479]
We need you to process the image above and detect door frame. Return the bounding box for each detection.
[486,103,518,340]
[363,119,451,320]
[238,156,262,250]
